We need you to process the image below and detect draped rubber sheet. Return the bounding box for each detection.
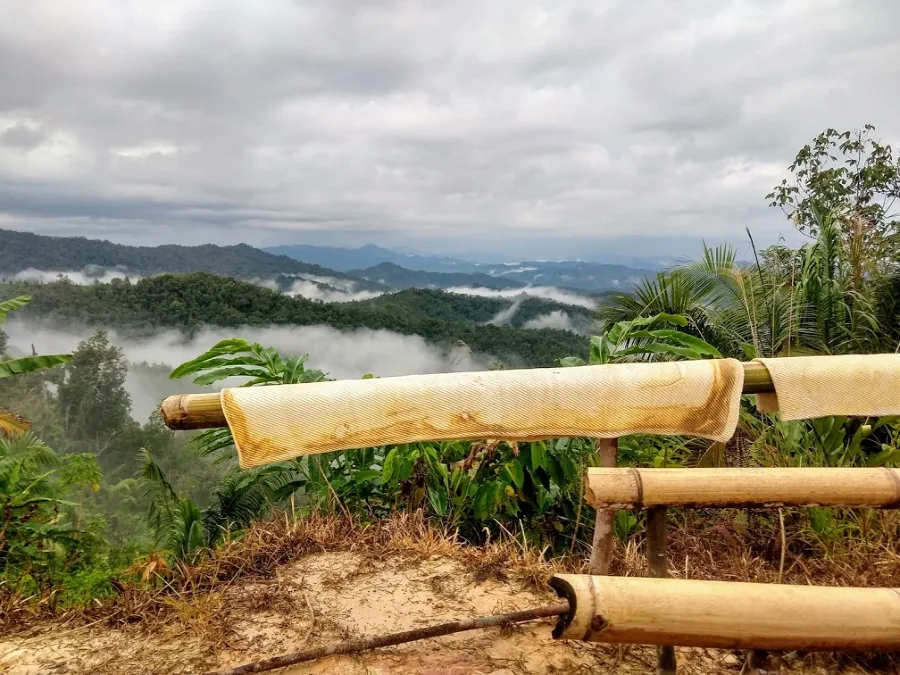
[222,359,745,468]
[754,354,900,420]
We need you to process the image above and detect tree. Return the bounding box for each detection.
[57,331,132,454]
[767,125,900,272]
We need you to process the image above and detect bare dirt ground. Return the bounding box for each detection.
[0,548,883,675]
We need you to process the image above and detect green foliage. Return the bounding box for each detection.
[0,296,73,380]
[137,446,285,561]
[0,432,107,600]
[556,312,720,367]
[170,338,328,386]
[745,407,900,469]
[58,331,132,438]
[767,125,900,242]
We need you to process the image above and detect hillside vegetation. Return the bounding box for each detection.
[355,287,595,328]
[0,274,589,366]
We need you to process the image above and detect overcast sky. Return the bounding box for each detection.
[1,0,897,259]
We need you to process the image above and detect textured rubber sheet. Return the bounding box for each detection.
[755,354,900,419]
[221,359,744,468]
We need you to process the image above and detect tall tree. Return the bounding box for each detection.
[767,125,900,277]
[57,331,132,455]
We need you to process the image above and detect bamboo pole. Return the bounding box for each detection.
[584,467,900,509]
[203,602,569,675]
[160,361,775,431]
[646,507,676,674]
[550,575,900,650]
[588,438,618,575]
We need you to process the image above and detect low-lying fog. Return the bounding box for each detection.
[4,320,487,423]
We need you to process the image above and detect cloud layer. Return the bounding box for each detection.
[1,1,898,256]
[447,285,596,309]
[4,320,485,421]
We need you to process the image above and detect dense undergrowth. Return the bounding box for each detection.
[1,126,900,647]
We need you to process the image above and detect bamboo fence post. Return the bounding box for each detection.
[589,437,618,575]
[550,575,900,650]
[647,506,676,674]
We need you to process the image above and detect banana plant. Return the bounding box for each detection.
[170,338,329,460]
[1,296,73,440]
[0,296,73,379]
[557,312,721,367]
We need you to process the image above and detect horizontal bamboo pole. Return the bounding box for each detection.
[550,575,900,651]
[584,467,900,509]
[160,360,774,430]
[205,603,569,675]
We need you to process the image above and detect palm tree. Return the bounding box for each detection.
[599,207,892,359]
[138,448,290,561]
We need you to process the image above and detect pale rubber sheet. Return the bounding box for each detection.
[221,359,744,468]
[755,354,900,420]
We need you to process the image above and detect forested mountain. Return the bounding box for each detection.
[356,288,595,330]
[1,274,588,366]
[469,260,652,292]
[0,228,373,284]
[350,262,523,290]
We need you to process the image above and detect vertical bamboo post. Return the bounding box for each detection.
[589,437,618,574]
[748,649,781,674]
[647,506,676,674]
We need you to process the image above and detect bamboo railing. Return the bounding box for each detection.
[549,575,900,651]
[159,360,776,430]
[584,467,900,509]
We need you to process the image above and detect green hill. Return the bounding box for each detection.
[1,274,588,367]
[355,288,595,330]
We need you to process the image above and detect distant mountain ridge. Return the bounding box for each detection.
[349,262,523,291]
[0,228,648,298]
[264,243,476,274]
[272,244,653,293]
[0,228,377,287]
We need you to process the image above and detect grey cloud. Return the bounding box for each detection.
[0,1,898,254]
[0,125,46,149]
[523,311,578,333]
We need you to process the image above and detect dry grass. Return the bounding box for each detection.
[0,510,570,638]
[3,507,900,672]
